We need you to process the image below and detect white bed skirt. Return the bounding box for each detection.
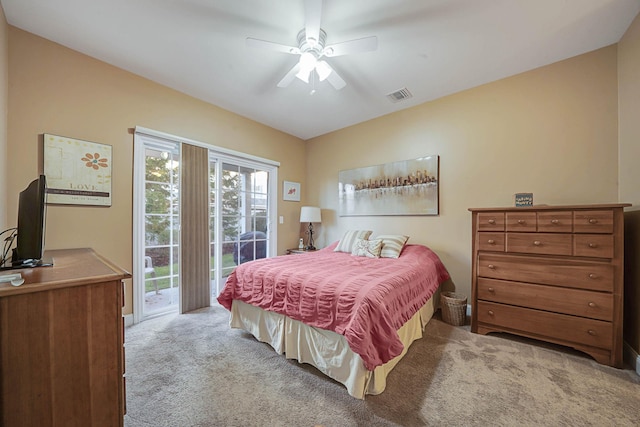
[229,293,437,399]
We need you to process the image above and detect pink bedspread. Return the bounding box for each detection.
[217,242,450,370]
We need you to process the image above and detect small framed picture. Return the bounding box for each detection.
[283,181,300,202]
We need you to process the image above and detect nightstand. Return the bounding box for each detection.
[286,248,317,255]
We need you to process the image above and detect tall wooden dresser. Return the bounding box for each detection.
[469,204,629,367]
[0,248,130,426]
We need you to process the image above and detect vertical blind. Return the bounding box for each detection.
[180,143,211,313]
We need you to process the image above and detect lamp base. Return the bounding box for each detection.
[305,245,316,251]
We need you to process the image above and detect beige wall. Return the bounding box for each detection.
[0,6,7,230]
[306,46,619,302]
[619,13,640,355]
[7,28,307,314]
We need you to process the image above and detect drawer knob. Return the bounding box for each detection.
[488,264,495,269]
[551,219,559,224]
[588,273,598,279]
[488,287,495,293]
[488,310,494,316]
[517,219,525,224]
[588,218,598,224]
[487,239,495,244]
[587,329,596,336]
[533,241,541,246]
[488,219,496,224]
[588,302,596,308]
[588,243,598,248]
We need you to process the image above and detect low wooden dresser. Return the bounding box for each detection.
[469,204,629,367]
[0,248,130,426]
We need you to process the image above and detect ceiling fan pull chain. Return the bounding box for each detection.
[310,71,317,95]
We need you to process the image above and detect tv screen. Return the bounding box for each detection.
[9,175,51,268]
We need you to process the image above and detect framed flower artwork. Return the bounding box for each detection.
[43,133,112,206]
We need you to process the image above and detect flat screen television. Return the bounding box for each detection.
[0,175,52,270]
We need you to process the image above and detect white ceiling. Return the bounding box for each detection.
[3,0,640,140]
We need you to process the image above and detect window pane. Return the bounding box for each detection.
[222,241,236,266]
[145,149,179,183]
[222,215,239,240]
[222,164,240,191]
[223,189,239,212]
[145,183,172,214]
[252,170,268,194]
[144,215,179,245]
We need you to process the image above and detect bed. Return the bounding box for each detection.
[217,232,450,398]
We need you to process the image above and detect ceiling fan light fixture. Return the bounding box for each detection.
[315,60,332,81]
[296,51,317,83]
[299,52,317,71]
[295,68,312,83]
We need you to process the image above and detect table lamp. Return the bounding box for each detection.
[299,206,321,250]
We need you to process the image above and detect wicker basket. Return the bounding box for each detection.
[440,291,467,326]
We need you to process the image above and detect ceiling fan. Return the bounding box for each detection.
[246,0,378,91]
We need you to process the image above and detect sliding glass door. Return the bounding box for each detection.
[133,128,278,322]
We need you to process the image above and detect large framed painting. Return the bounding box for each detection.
[43,133,112,206]
[338,155,439,216]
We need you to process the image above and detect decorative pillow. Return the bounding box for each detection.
[334,230,373,253]
[351,238,383,258]
[376,235,410,258]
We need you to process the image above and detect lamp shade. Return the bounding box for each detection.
[300,206,321,223]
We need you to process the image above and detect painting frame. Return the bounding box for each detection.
[43,133,113,206]
[283,180,301,202]
[338,155,439,216]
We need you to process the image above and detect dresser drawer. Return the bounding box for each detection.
[506,212,536,232]
[477,232,505,252]
[477,212,504,231]
[477,301,612,349]
[537,211,572,233]
[573,234,614,259]
[477,278,613,321]
[506,233,572,256]
[573,210,613,234]
[477,253,613,292]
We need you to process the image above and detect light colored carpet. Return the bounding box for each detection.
[123,304,640,427]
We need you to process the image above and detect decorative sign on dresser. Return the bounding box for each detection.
[469,203,630,368]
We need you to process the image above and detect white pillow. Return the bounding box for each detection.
[351,238,383,258]
[334,230,373,253]
[376,235,410,258]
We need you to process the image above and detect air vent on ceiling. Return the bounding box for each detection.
[386,87,413,103]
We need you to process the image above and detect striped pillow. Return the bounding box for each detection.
[376,235,410,258]
[351,238,383,258]
[334,230,373,253]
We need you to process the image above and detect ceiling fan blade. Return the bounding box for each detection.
[277,63,302,88]
[246,37,300,54]
[323,36,378,57]
[304,0,322,47]
[323,63,346,90]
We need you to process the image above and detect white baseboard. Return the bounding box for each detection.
[466,304,472,317]
[123,313,134,327]
[623,341,640,376]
